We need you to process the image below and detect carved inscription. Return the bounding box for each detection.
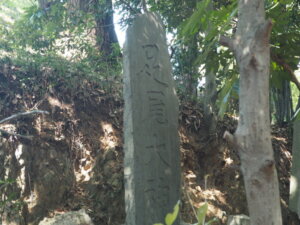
[144,176,170,224]
[147,91,168,124]
[137,44,168,87]
[143,133,170,223]
[144,133,170,167]
[138,43,172,223]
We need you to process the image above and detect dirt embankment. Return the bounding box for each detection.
[0,64,298,225]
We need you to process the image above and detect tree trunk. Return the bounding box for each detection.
[38,0,54,9]
[221,0,282,224]
[67,0,119,57]
[204,69,217,135]
[38,0,48,9]
[181,36,199,99]
[93,0,119,57]
[272,80,293,124]
[203,1,217,135]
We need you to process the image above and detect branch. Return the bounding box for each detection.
[0,110,49,124]
[259,159,275,175]
[271,53,300,91]
[219,36,235,52]
[118,0,140,15]
[0,128,33,140]
[256,19,273,46]
[223,130,242,156]
[141,0,148,13]
[170,46,175,59]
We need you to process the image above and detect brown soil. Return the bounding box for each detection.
[0,63,299,225]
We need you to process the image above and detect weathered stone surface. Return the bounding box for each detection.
[38,209,93,225]
[123,12,181,225]
[290,120,300,217]
[227,215,250,225]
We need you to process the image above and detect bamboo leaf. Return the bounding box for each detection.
[197,202,208,225]
[165,201,180,225]
[180,0,211,37]
[217,73,238,119]
[292,108,300,121]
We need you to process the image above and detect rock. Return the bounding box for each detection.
[38,209,93,225]
[227,215,250,225]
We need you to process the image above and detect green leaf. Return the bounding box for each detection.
[0,180,6,184]
[0,178,15,184]
[165,201,180,225]
[179,0,211,37]
[279,0,293,4]
[217,73,238,119]
[197,202,208,225]
[292,108,300,121]
[153,223,164,225]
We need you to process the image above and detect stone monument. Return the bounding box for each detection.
[227,215,250,225]
[123,12,181,225]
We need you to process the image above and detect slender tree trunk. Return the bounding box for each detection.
[203,1,217,135]
[38,0,55,9]
[272,80,293,124]
[221,0,282,224]
[204,69,217,134]
[38,0,48,9]
[181,36,199,99]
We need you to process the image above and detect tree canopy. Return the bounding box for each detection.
[0,0,299,121]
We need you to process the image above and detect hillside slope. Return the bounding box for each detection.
[0,63,298,225]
